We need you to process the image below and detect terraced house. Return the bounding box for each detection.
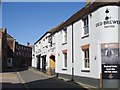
[32,23,64,75]
[32,1,120,88]
[33,31,51,73]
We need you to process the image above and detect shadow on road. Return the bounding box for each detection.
[1,77,88,89]
[1,83,24,89]
[2,68,88,89]
[25,77,86,88]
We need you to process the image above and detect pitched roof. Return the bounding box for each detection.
[34,32,50,45]
[34,2,120,45]
[56,2,120,31]
[48,22,64,33]
[7,34,14,39]
[34,22,64,45]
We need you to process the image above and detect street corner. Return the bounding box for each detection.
[2,72,23,88]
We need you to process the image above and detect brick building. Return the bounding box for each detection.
[7,34,15,68]
[0,28,32,71]
[14,42,32,69]
[0,28,7,71]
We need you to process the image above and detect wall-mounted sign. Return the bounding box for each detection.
[96,7,120,28]
[101,43,120,79]
[96,20,120,28]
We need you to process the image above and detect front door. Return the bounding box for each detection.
[42,55,46,72]
[37,55,40,70]
[50,55,55,75]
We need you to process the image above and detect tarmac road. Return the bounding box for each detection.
[18,69,86,89]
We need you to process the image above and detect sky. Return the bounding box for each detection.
[2,2,86,45]
[0,2,1,28]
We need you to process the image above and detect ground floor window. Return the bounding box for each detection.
[64,53,67,67]
[84,49,90,68]
[62,49,67,68]
[81,44,90,70]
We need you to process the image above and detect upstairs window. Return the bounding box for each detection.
[83,16,89,36]
[48,36,52,47]
[63,28,67,44]
[52,35,55,44]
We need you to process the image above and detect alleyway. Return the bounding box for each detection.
[1,68,88,89]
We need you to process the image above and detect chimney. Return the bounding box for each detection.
[27,42,30,46]
[86,0,93,6]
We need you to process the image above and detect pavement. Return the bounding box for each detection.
[0,68,98,89]
[1,72,23,89]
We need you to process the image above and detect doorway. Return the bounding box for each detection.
[50,55,55,75]
[37,55,41,70]
[42,55,46,72]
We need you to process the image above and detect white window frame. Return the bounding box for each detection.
[82,49,90,70]
[82,16,89,36]
[52,34,55,44]
[63,53,67,68]
[62,28,67,44]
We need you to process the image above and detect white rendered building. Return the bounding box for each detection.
[32,2,120,88]
[33,32,51,72]
[55,2,120,88]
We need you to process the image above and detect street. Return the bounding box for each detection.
[1,71,23,89]
[19,69,86,88]
[1,68,88,89]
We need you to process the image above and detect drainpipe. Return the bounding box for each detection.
[71,23,74,81]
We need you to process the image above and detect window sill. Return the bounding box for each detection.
[62,68,67,71]
[81,34,89,39]
[62,42,67,45]
[81,69,90,72]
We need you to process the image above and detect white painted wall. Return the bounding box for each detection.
[47,34,56,68]
[56,26,72,75]
[56,5,119,79]
[32,33,51,70]
[74,6,119,79]
[32,5,119,80]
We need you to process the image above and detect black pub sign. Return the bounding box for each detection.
[102,64,120,79]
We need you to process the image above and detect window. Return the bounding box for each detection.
[48,35,55,47]
[63,28,67,43]
[62,49,67,68]
[63,53,67,68]
[83,16,89,35]
[52,35,55,44]
[39,41,41,44]
[81,44,90,70]
[48,36,52,43]
[84,49,90,68]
